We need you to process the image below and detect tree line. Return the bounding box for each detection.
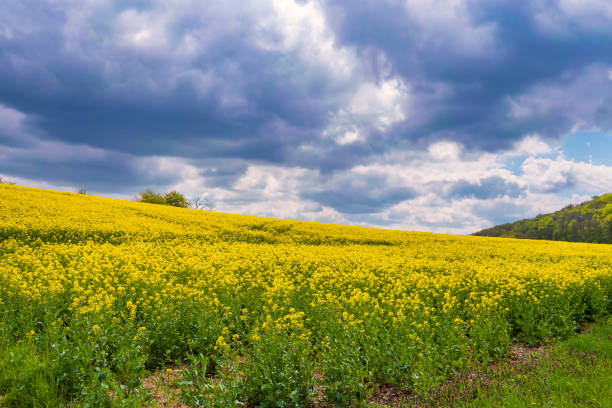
[474,194,612,244]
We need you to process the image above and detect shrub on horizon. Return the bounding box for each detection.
[139,189,166,205]
[139,189,190,208]
[163,190,190,208]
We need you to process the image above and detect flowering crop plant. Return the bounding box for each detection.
[0,184,611,407]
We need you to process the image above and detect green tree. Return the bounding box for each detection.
[474,193,612,243]
[139,189,165,205]
[163,190,189,208]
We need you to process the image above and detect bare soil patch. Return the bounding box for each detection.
[142,366,187,408]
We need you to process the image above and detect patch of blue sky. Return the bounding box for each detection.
[502,157,527,176]
[560,131,612,166]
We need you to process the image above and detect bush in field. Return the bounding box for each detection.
[139,189,165,205]
[163,190,189,208]
[139,189,189,207]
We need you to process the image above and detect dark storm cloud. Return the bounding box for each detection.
[1,0,612,231]
[0,0,346,163]
[321,0,612,150]
[2,0,612,169]
[0,148,150,192]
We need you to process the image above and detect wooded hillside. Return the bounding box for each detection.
[474,194,612,243]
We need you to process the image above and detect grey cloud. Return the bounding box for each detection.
[0,0,354,164]
[0,153,148,192]
[3,0,612,170]
[448,176,524,200]
[320,0,612,150]
[470,200,531,227]
[0,141,177,193]
[304,173,416,214]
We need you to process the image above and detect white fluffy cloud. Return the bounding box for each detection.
[509,134,553,156]
[325,77,410,145]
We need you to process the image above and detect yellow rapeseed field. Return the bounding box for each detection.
[0,184,611,407]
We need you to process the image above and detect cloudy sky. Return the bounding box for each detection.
[1,0,612,233]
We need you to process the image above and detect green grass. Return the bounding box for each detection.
[468,317,612,408]
[482,318,612,407]
[368,316,612,407]
[408,316,612,407]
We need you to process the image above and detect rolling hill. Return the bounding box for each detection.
[474,193,612,243]
[1,184,611,407]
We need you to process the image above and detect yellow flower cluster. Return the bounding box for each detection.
[1,184,611,394]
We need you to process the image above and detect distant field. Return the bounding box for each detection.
[1,184,611,407]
